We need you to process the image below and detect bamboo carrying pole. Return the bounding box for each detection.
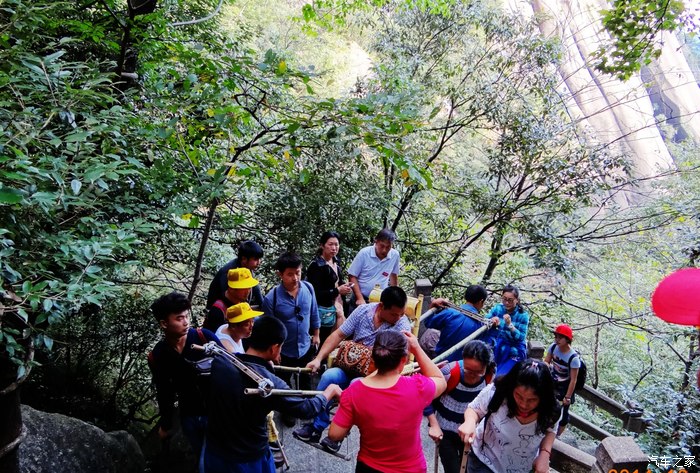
[401,325,490,375]
[460,445,469,472]
[432,325,490,364]
[273,365,313,373]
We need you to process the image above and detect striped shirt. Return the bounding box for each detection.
[434,361,487,433]
[339,302,412,346]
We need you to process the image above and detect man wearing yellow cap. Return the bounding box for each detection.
[203,268,260,332]
[206,240,264,309]
[215,302,264,353]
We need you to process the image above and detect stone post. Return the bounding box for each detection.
[528,340,545,360]
[594,436,648,473]
[413,279,433,313]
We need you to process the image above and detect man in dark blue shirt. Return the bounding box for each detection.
[203,316,341,473]
[426,285,499,362]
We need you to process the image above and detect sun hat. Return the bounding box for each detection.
[227,267,259,289]
[227,302,264,324]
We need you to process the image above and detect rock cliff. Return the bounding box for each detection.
[507,0,700,181]
[19,405,144,473]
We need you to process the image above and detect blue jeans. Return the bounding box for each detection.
[181,415,207,460]
[312,367,357,431]
[201,443,275,473]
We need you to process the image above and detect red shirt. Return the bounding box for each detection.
[333,374,436,473]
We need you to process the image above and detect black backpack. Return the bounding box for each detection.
[549,343,587,391]
[569,351,587,391]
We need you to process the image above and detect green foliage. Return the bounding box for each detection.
[5,0,700,459]
[22,293,159,430]
[357,1,631,290]
[252,142,392,261]
[0,0,157,373]
[298,0,454,30]
[595,0,689,80]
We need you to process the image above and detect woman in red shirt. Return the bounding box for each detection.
[328,330,446,472]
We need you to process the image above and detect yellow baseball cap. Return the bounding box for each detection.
[227,302,264,324]
[227,267,259,289]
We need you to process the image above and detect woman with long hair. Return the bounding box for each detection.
[328,331,447,473]
[305,231,353,346]
[486,285,529,376]
[458,359,560,473]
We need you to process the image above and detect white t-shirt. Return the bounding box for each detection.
[469,384,559,473]
[215,325,244,353]
[348,245,400,297]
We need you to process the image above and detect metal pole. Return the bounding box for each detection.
[192,343,274,395]
[244,388,324,397]
[418,307,437,323]
[273,365,313,373]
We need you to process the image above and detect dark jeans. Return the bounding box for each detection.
[554,381,575,426]
[356,460,384,473]
[439,430,465,473]
[466,450,494,473]
[181,415,207,461]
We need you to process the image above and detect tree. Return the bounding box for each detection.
[339,2,636,294]
[595,0,695,80]
[0,1,162,468]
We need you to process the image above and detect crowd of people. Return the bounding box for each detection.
[147,230,583,473]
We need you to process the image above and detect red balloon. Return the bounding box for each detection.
[651,268,700,326]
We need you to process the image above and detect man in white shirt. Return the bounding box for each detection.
[347,228,400,308]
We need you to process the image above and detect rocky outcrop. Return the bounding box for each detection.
[19,405,144,473]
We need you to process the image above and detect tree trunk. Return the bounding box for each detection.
[480,223,507,284]
[0,354,22,473]
[187,197,220,303]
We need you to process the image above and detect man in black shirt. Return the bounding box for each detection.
[206,240,264,309]
[148,291,222,461]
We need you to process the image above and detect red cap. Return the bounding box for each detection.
[553,324,573,341]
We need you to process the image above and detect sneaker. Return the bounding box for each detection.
[320,436,342,453]
[292,423,321,443]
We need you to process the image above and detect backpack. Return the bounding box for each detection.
[212,299,227,315]
[548,343,587,391]
[570,352,587,390]
[445,360,494,393]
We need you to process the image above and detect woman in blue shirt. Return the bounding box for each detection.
[486,285,529,376]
